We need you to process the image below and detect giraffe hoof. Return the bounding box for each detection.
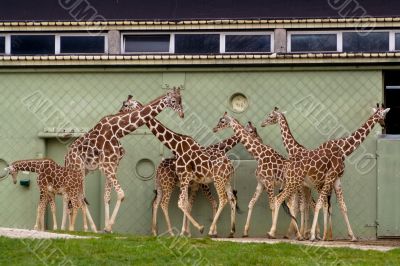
[208,234,218,238]
[296,236,304,241]
[199,226,204,234]
[228,233,234,238]
[350,236,358,242]
[242,234,249,238]
[266,233,276,239]
[102,229,112,234]
[283,235,289,239]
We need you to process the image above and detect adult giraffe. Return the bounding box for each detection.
[213,113,309,239]
[64,88,184,232]
[151,134,240,236]
[124,99,236,237]
[261,105,389,241]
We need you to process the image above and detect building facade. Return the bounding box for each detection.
[0,0,399,239]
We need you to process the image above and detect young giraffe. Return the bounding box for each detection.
[6,159,90,231]
[241,121,319,239]
[261,105,390,241]
[152,135,240,236]
[213,113,309,239]
[64,88,184,232]
[142,116,236,237]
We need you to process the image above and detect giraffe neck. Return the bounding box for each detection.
[277,114,306,157]
[11,159,45,173]
[114,95,167,138]
[146,118,193,155]
[229,119,264,160]
[335,113,381,156]
[207,135,240,153]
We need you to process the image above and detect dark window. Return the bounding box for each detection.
[175,34,219,54]
[395,33,400,51]
[11,35,54,55]
[384,71,400,134]
[291,34,337,52]
[343,32,389,52]
[225,35,271,53]
[60,36,105,54]
[0,36,4,54]
[124,35,170,53]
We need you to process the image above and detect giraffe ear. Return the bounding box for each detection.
[383,108,390,115]
[281,111,287,114]
[372,107,377,113]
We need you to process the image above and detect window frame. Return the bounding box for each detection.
[221,32,274,54]
[121,32,174,54]
[1,32,108,55]
[288,30,397,53]
[9,33,56,55]
[56,33,108,55]
[121,31,274,54]
[0,34,6,54]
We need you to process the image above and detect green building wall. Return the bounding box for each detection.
[0,67,385,239]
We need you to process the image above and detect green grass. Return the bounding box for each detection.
[1,232,400,266]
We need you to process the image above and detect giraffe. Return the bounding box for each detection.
[213,113,309,239]
[5,159,91,231]
[64,88,184,232]
[151,134,240,236]
[121,98,237,237]
[140,116,236,237]
[261,105,390,241]
[59,94,142,230]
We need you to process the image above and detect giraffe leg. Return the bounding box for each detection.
[243,182,263,237]
[107,175,125,232]
[310,181,333,242]
[160,188,174,236]
[61,195,68,230]
[284,192,300,239]
[267,184,299,239]
[85,203,97,233]
[49,194,57,230]
[69,208,78,231]
[152,185,162,236]
[334,179,356,241]
[181,184,199,236]
[177,181,204,233]
[34,191,46,231]
[102,177,113,232]
[207,182,228,237]
[201,184,218,235]
[225,183,237,238]
[81,201,88,232]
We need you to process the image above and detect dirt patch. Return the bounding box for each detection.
[0,227,92,239]
[213,238,400,252]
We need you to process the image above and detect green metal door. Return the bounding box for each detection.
[377,136,400,237]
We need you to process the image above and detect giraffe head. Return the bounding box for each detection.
[372,103,390,128]
[260,107,282,127]
[163,87,184,118]
[4,164,17,184]
[118,95,143,113]
[213,112,233,133]
[245,122,263,143]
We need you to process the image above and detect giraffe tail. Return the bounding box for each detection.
[279,189,298,223]
[233,189,243,214]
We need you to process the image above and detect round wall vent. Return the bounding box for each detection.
[229,93,249,113]
[135,158,155,181]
